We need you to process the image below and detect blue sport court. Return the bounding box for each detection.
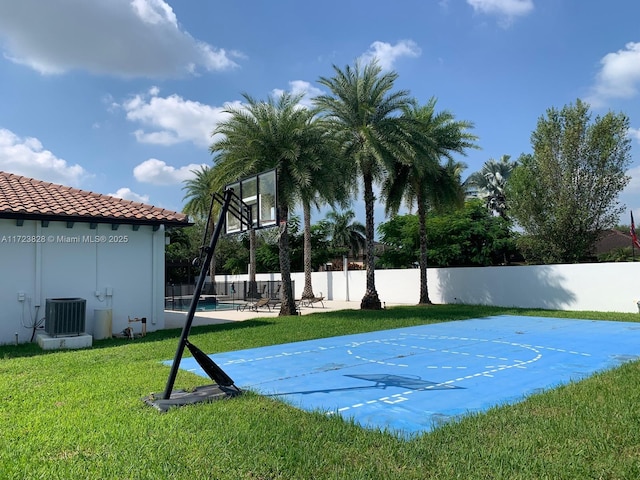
[174,315,640,436]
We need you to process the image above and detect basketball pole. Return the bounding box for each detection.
[161,188,234,400]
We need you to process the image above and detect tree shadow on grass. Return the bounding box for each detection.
[5,304,630,361]
[0,319,275,360]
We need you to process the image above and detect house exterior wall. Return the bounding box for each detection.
[0,219,165,345]
[222,261,640,314]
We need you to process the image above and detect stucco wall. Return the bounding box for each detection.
[0,219,165,345]
[223,261,640,314]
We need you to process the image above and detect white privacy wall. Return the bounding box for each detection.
[229,261,640,314]
[0,219,166,345]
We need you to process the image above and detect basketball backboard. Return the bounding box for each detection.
[225,169,278,234]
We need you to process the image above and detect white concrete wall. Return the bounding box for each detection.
[0,219,166,345]
[223,261,640,314]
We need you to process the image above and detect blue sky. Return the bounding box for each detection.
[1,0,640,226]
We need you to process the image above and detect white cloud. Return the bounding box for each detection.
[133,158,206,185]
[624,165,640,194]
[0,0,241,77]
[617,131,640,215]
[628,127,640,143]
[108,187,150,203]
[0,128,88,186]
[272,80,324,108]
[122,88,240,147]
[467,0,534,25]
[587,43,640,108]
[130,0,177,26]
[359,40,421,71]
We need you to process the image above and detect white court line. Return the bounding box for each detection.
[197,330,592,413]
[335,332,593,414]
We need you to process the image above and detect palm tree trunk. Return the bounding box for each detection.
[278,205,298,315]
[301,200,315,299]
[360,172,382,310]
[417,200,432,305]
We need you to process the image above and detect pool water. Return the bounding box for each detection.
[165,297,241,312]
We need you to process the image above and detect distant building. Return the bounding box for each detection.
[593,229,634,257]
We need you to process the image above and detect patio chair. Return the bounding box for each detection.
[299,292,324,308]
[268,284,282,309]
[248,296,271,312]
[306,295,324,308]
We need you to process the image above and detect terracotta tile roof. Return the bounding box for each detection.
[0,171,190,226]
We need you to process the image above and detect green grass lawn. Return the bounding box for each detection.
[2,305,640,479]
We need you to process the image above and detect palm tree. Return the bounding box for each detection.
[315,60,414,310]
[383,98,477,304]
[464,155,516,219]
[297,128,347,300]
[182,163,260,293]
[182,165,216,221]
[182,165,219,285]
[211,92,333,315]
[322,209,366,261]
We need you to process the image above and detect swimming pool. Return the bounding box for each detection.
[165,296,241,312]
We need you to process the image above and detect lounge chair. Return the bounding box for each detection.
[268,284,282,309]
[237,296,269,312]
[248,297,271,312]
[268,297,281,309]
[300,293,324,308]
[307,296,324,308]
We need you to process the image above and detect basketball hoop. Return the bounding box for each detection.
[224,169,278,234]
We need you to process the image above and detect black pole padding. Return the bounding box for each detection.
[185,340,236,387]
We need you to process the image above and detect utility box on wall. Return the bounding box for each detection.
[93,308,113,340]
[44,298,87,337]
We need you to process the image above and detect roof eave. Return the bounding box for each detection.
[0,211,192,227]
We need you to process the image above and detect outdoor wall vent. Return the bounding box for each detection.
[44,298,86,337]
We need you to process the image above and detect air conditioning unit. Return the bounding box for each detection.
[45,298,86,337]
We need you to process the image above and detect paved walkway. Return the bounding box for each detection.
[164,300,361,329]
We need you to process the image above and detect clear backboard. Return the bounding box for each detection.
[225,169,278,234]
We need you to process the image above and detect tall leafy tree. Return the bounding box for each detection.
[315,60,414,309]
[377,214,420,268]
[165,224,202,284]
[214,234,249,275]
[425,200,517,267]
[211,92,331,315]
[383,98,477,304]
[464,154,516,219]
[377,202,517,268]
[508,99,631,263]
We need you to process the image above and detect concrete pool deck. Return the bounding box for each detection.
[164,299,363,329]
